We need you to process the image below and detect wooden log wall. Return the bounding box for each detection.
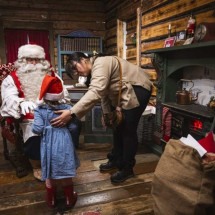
[140,0,215,78]
[0,0,106,67]
[105,0,156,98]
[1,0,215,88]
[141,0,215,98]
[104,0,215,99]
[104,0,141,64]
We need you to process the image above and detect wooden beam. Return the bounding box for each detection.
[117,19,124,58]
[141,0,214,26]
[137,7,141,66]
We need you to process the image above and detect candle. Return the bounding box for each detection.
[168,24,171,30]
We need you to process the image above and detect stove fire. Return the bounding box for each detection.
[192,119,203,130]
[163,102,214,141]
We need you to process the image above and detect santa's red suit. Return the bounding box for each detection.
[0,44,69,158]
[1,45,51,142]
[0,44,71,181]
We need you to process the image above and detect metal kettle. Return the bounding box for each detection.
[176,79,199,105]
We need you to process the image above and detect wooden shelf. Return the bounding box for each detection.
[143,40,215,54]
[57,31,103,79]
[68,87,88,103]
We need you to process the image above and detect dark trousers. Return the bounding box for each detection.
[23,136,41,160]
[109,86,151,170]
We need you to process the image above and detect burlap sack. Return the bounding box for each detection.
[151,139,215,215]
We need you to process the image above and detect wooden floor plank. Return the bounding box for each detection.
[0,171,154,199]
[77,159,97,173]
[0,181,153,214]
[0,136,158,215]
[69,194,154,215]
[0,160,157,197]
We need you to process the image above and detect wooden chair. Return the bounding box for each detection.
[0,63,29,178]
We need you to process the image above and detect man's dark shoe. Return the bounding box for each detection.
[110,169,134,183]
[99,161,117,172]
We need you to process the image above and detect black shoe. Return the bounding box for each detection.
[110,169,134,183]
[99,161,117,172]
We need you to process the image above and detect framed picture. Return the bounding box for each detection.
[183,37,194,45]
[177,30,186,41]
[164,36,176,48]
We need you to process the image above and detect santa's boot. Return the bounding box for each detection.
[63,185,78,208]
[29,159,42,181]
[45,186,56,208]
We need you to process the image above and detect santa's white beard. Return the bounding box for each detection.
[19,63,45,72]
[16,62,50,102]
[14,59,50,72]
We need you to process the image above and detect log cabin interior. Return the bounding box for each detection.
[0,0,215,214]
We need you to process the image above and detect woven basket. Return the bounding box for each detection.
[137,114,155,144]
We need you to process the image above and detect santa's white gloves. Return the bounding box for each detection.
[20,101,37,115]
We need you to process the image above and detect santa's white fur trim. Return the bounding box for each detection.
[18,44,45,59]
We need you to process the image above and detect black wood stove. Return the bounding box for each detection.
[163,102,214,140]
[144,41,215,153]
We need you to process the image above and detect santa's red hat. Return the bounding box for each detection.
[38,74,64,101]
[18,44,45,59]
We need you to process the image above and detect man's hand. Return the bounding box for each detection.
[51,110,72,127]
[20,101,36,115]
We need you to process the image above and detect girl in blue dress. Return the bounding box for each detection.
[32,73,80,208]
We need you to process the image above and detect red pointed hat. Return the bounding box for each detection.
[39,74,64,101]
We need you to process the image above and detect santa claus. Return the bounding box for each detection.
[1,44,56,181]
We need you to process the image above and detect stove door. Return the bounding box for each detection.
[170,109,211,140]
